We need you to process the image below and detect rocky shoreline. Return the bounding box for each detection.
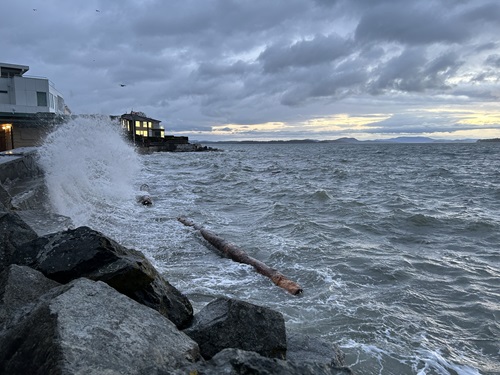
[0,149,353,374]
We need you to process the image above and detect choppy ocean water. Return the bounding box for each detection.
[38,120,499,374]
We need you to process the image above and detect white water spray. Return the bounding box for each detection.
[38,117,141,227]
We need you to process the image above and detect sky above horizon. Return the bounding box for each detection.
[2,0,500,141]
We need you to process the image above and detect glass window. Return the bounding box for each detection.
[37,92,47,106]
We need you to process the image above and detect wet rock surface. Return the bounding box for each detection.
[11,226,193,328]
[0,271,200,375]
[177,348,353,375]
[184,297,287,360]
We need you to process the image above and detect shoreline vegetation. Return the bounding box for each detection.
[197,136,500,144]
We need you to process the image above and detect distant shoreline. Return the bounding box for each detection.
[196,136,499,145]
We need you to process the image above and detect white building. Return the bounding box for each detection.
[0,62,69,115]
[0,62,70,151]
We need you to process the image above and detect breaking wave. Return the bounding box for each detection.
[37,117,141,227]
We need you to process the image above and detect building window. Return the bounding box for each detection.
[57,96,65,112]
[148,122,152,128]
[135,121,140,129]
[37,92,47,106]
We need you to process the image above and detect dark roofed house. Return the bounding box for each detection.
[120,111,189,152]
[120,111,163,142]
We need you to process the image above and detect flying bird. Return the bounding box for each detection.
[96,9,100,12]
[120,84,126,87]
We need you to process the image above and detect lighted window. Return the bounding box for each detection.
[148,122,152,128]
[135,121,140,129]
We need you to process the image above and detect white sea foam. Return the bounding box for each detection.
[415,349,481,375]
[37,117,141,227]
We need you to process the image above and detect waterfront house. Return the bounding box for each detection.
[0,62,70,151]
[120,111,188,151]
[120,111,164,142]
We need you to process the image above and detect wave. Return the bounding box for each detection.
[37,117,141,227]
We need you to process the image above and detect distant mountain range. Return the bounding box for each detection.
[198,136,484,144]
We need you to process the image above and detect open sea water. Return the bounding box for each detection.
[38,120,499,374]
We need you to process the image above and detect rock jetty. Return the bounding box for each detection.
[0,149,353,374]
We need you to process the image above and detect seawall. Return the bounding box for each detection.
[0,147,73,235]
[0,147,42,185]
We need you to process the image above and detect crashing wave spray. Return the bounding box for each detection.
[37,117,141,228]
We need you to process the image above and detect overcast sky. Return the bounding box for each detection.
[2,0,500,140]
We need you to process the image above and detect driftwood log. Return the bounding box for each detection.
[178,217,303,295]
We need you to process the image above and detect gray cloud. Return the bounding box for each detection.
[355,4,468,45]
[1,0,499,140]
[369,48,463,94]
[259,34,351,73]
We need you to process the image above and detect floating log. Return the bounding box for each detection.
[178,217,303,295]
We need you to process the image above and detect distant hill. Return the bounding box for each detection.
[477,138,500,143]
[372,136,435,143]
[198,137,478,144]
[324,137,361,143]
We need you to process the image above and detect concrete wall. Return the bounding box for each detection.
[0,148,42,185]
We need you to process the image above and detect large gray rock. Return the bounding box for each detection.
[0,211,38,273]
[179,348,353,375]
[12,226,193,328]
[0,277,201,375]
[0,265,60,330]
[15,210,73,236]
[184,297,287,360]
[287,332,347,367]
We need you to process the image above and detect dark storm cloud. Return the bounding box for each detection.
[259,34,351,73]
[485,55,500,68]
[2,0,499,139]
[369,49,463,94]
[355,3,469,45]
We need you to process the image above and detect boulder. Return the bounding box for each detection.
[133,274,194,329]
[0,211,38,273]
[0,277,201,375]
[184,297,287,360]
[287,332,347,367]
[11,226,193,328]
[0,183,12,210]
[0,265,60,330]
[180,348,353,375]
